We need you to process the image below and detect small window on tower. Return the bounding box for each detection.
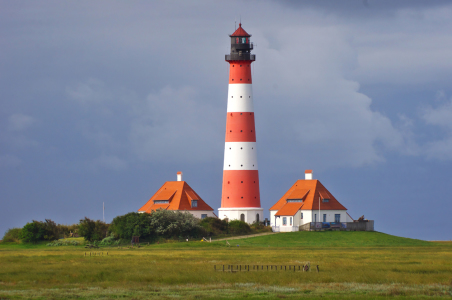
[231,96,233,98]
[240,96,242,98]
[240,79,242,81]
[240,130,242,132]
[240,65,242,67]
[241,181,243,183]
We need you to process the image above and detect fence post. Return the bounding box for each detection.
[294,265,295,272]
[223,265,224,272]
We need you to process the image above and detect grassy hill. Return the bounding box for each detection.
[216,231,434,248]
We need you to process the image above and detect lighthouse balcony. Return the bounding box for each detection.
[225,53,256,61]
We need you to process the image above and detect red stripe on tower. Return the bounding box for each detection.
[218,23,263,224]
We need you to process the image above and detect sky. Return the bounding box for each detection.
[1,0,452,241]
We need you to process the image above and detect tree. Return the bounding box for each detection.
[78,217,108,242]
[20,221,46,243]
[109,212,154,240]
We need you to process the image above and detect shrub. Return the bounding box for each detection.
[78,217,109,242]
[228,220,251,235]
[20,221,46,243]
[150,209,205,239]
[58,224,79,238]
[200,217,228,235]
[99,234,116,246]
[109,212,155,240]
[2,228,22,243]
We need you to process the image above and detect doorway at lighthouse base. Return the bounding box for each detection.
[218,207,263,224]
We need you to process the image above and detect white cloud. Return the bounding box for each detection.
[8,114,36,131]
[421,98,452,160]
[129,85,223,164]
[66,78,111,104]
[253,25,411,169]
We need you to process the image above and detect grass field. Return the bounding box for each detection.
[0,231,451,299]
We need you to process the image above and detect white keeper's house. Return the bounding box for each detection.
[270,170,353,232]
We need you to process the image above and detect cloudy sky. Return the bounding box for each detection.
[1,0,452,241]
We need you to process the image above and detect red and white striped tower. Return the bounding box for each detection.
[218,23,263,224]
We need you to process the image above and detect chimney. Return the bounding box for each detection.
[305,170,313,180]
[177,171,183,181]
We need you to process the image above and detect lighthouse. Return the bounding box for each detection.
[218,23,263,224]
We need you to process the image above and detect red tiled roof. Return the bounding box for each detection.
[230,23,251,37]
[138,181,214,213]
[270,179,347,212]
[287,189,310,200]
[275,202,304,216]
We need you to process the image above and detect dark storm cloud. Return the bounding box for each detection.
[277,0,452,18]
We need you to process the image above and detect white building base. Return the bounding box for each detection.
[218,207,263,224]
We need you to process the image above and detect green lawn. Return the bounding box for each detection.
[0,231,451,299]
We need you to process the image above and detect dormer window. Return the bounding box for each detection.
[154,200,169,204]
[191,200,198,208]
[322,199,330,203]
[287,199,303,203]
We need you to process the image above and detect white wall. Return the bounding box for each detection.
[219,207,263,224]
[271,209,349,227]
[310,210,348,223]
[188,210,216,219]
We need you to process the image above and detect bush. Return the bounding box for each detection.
[150,209,205,239]
[228,220,251,235]
[20,221,47,243]
[99,234,116,246]
[2,228,22,243]
[46,240,80,246]
[58,224,79,238]
[109,212,155,240]
[200,217,228,235]
[78,217,109,242]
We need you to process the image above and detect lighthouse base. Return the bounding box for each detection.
[218,207,264,224]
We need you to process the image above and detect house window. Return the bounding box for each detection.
[201,214,207,219]
[301,213,303,219]
[314,214,317,222]
[282,217,287,225]
[290,217,292,226]
[335,214,341,222]
[323,214,326,222]
[191,200,198,208]
[154,200,169,204]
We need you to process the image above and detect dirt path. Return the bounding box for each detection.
[212,232,277,242]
